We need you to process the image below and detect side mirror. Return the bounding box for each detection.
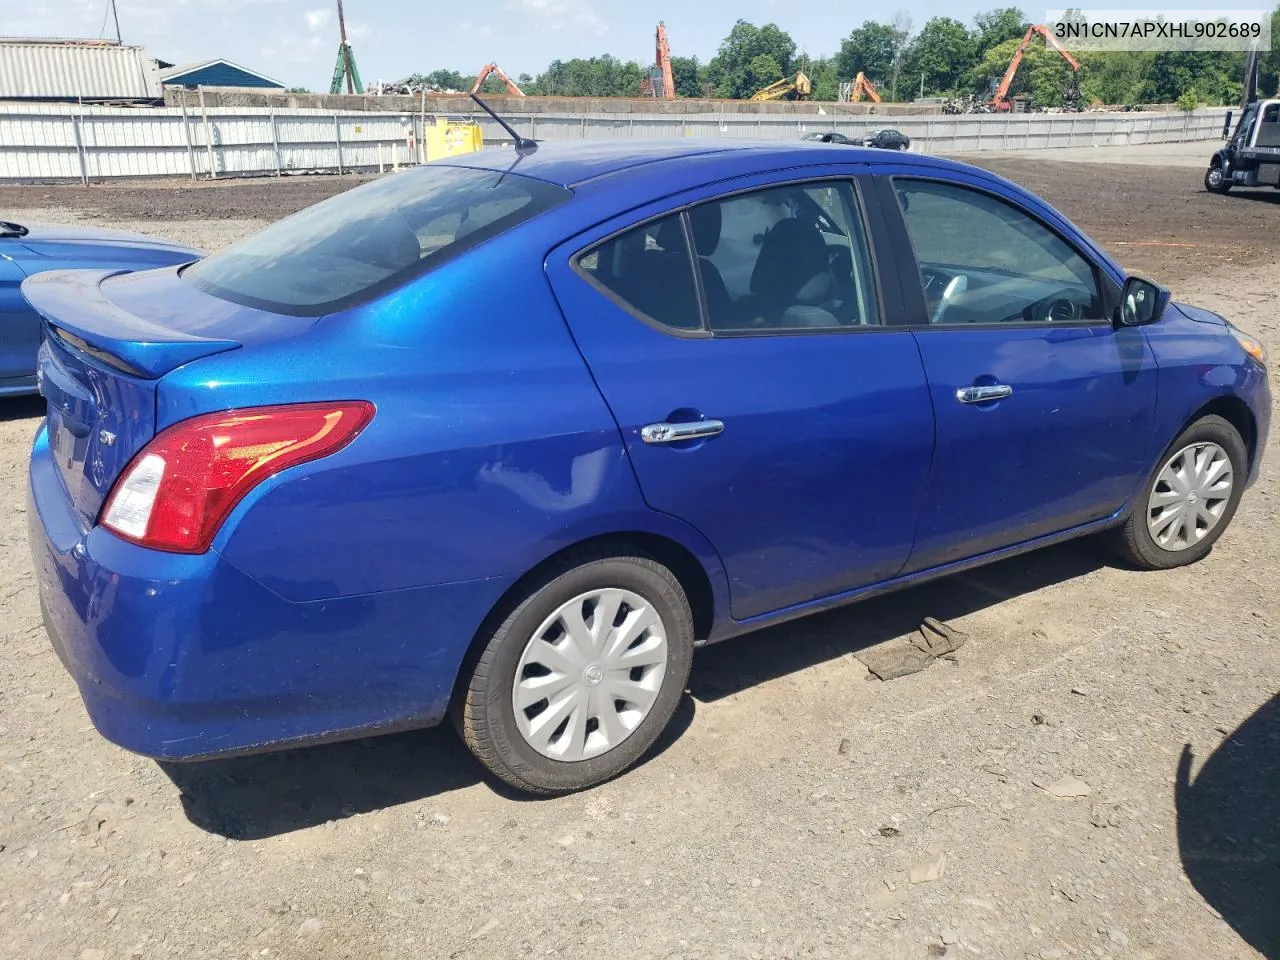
[1223,110,1233,139]
[1118,276,1170,327]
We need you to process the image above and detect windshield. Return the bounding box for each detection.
[183,165,569,316]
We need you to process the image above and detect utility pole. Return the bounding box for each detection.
[1241,41,1259,108]
[109,0,122,43]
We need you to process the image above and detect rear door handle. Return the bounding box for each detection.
[640,420,725,444]
[956,384,1013,404]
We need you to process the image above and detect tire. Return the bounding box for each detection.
[455,549,694,795]
[1111,415,1247,570]
[1204,165,1232,194]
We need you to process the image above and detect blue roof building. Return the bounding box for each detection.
[158,59,282,90]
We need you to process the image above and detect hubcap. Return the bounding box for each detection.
[512,588,668,762]
[1147,441,1233,551]
[1207,168,1223,187]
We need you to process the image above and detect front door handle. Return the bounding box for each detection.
[956,384,1013,404]
[640,419,725,444]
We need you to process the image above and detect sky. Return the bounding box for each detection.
[5,0,1262,90]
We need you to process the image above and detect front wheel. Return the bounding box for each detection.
[455,550,695,794]
[1111,415,1247,570]
[1204,165,1232,194]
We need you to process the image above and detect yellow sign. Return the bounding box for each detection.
[424,117,483,160]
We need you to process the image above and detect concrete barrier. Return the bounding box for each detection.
[162,87,951,116]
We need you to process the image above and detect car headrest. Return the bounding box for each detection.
[750,218,830,305]
[688,204,722,257]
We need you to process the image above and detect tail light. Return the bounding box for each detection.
[100,401,374,554]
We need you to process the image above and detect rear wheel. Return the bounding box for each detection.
[1111,415,1247,570]
[455,550,694,794]
[1204,165,1232,194]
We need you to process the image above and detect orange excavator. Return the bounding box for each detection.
[655,22,675,100]
[640,23,677,98]
[990,24,1080,111]
[471,63,525,97]
[850,72,881,104]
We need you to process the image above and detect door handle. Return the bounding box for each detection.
[640,419,725,444]
[956,384,1013,404]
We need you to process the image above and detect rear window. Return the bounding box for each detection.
[183,165,569,316]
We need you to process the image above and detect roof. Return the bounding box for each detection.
[158,58,282,88]
[0,37,142,47]
[438,138,962,188]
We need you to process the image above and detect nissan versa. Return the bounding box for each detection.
[1,218,200,396]
[24,140,1270,794]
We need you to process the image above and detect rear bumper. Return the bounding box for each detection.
[28,424,513,761]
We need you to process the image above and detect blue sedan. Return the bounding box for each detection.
[1,219,200,395]
[23,141,1270,794]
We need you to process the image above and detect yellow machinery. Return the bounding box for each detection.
[751,71,812,102]
[850,72,881,104]
[423,116,483,161]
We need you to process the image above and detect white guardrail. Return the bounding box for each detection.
[0,102,1230,182]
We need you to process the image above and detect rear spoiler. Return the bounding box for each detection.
[21,269,240,379]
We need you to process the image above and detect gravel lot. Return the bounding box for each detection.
[1,148,1277,960]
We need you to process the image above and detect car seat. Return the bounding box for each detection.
[748,218,838,328]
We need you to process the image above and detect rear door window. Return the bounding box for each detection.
[574,180,879,336]
[696,180,879,332]
[183,165,569,316]
[574,214,702,332]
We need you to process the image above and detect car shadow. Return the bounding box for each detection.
[165,539,1107,840]
[1177,695,1280,958]
[1,395,44,422]
[690,539,1105,702]
[161,695,696,840]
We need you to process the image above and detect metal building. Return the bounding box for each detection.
[159,59,283,90]
[0,38,161,102]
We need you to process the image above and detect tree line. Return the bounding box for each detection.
[412,6,1280,107]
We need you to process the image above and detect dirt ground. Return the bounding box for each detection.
[1,149,1277,960]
